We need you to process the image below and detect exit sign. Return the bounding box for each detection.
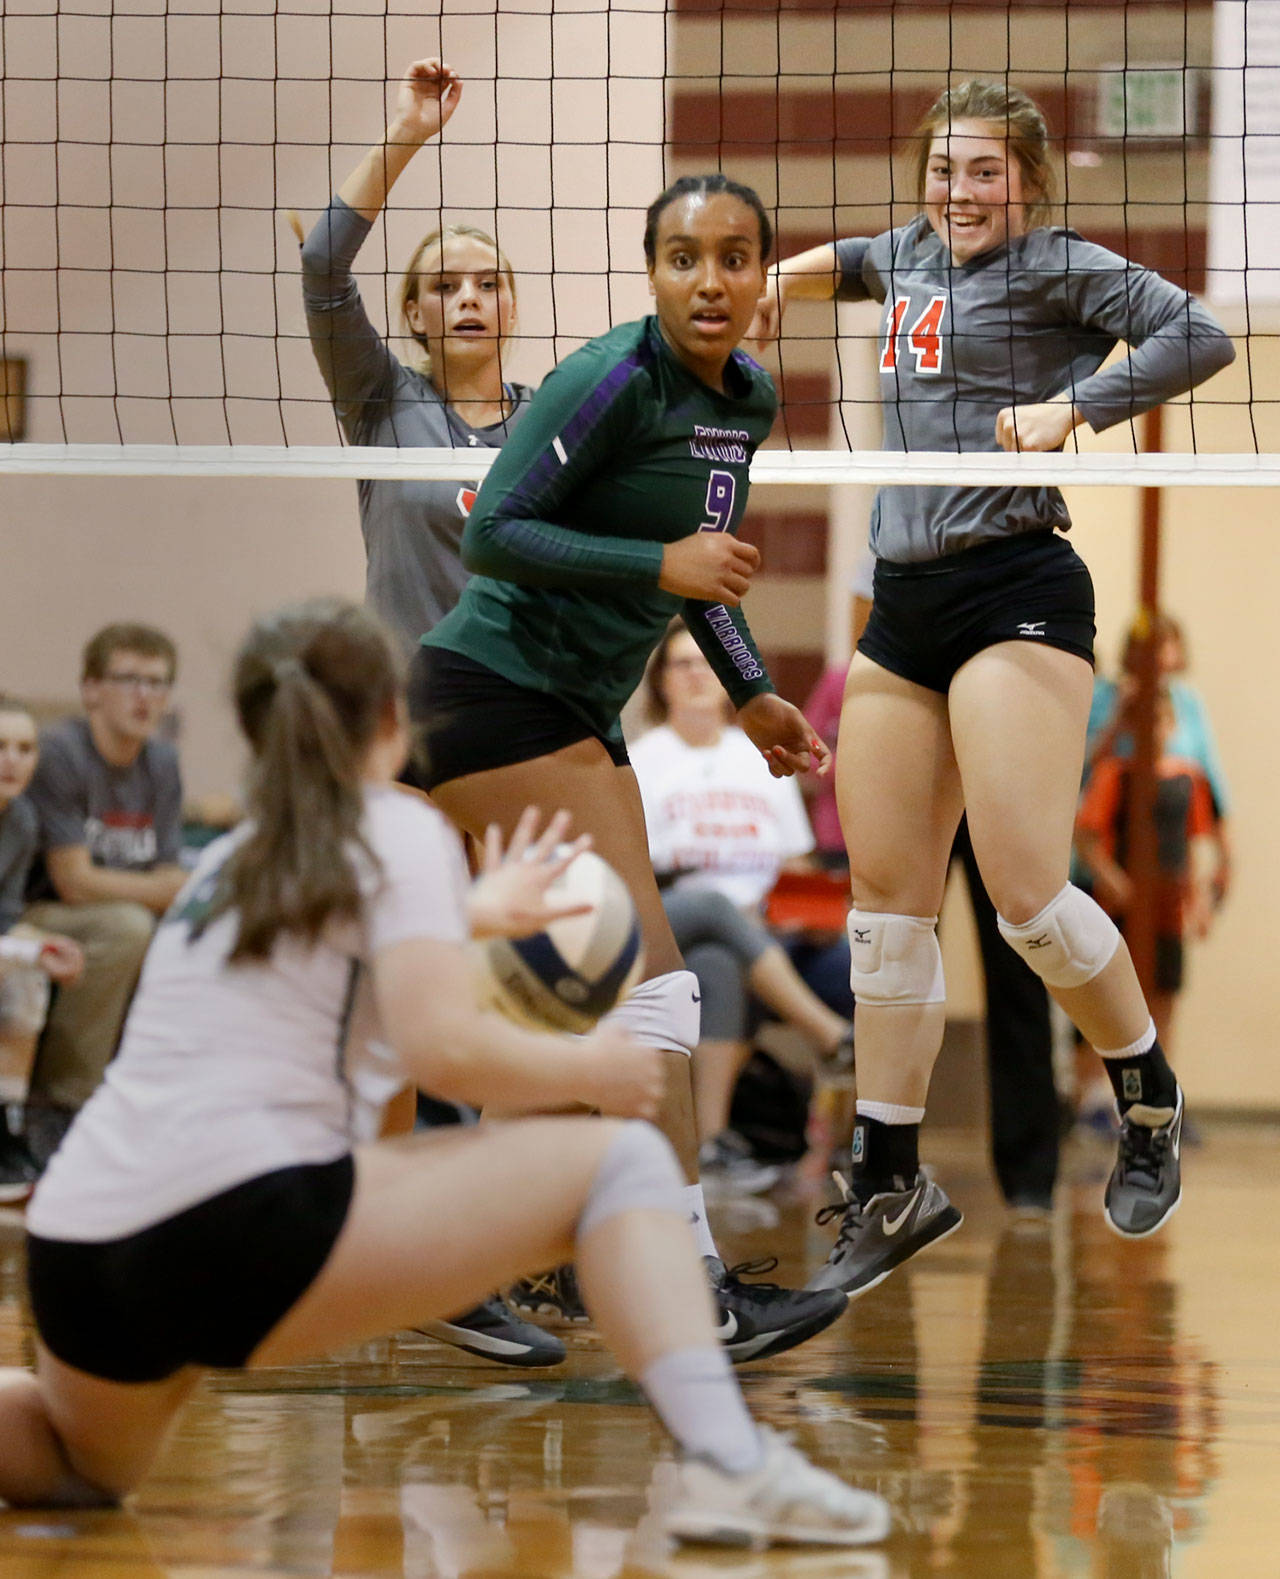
[1095,68,1200,139]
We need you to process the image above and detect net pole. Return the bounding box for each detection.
[1124,404,1166,1002]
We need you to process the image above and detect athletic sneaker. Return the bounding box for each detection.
[415,1294,567,1367]
[1104,1087,1183,1238]
[805,1171,963,1298]
[508,1264,591,1326]
[698,1130,781,1198]
[706,1256,847,1364]
[0,1126,39,1205]
[662,1425,891,1548]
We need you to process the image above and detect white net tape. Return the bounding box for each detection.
[2,444,1277,489]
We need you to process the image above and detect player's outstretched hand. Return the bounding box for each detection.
[389,57,463,147]
[467,807,593,940]
[737,693,832,779]
[659,532,760,606]
[37,934,84,985]
[580,1025,666,1121]
[995,401,1080,453]
[749,275,783,350]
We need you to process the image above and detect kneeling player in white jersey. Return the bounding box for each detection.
[0,598,888,1551]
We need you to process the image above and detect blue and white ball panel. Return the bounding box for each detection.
[481,850,644,1033]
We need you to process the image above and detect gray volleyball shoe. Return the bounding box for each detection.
[1104,1086,1184,1237]
[805,1171,963,1298]
[416,1294,567,1367]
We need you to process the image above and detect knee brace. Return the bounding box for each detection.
[997,883,1119,989]
[847,910,945,1006]
[577,1120,685,1238]
[600,969,700,1056]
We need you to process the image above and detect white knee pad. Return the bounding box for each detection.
[847,910,945,1007]
[600,969,700,1057]
[577,1120,685,1239]
[997,883,1120,989]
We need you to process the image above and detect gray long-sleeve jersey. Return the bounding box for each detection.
[835,218,1236,563]
[300,198,532,648]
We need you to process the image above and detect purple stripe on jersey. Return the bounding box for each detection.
[505,352,646,514]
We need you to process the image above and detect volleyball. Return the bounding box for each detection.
[478,850,644,1033]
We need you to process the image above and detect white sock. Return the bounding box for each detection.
[682,1182,718,1258]
[640,1347,764,1473]
[856,1099,926,1125]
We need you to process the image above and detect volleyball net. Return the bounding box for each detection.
[0,0,1275,486]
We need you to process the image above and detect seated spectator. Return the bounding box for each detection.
[630,626,851,1193]
[0,696,83,1198]
[1076,686,1217,1083]
[20,625,185,1164]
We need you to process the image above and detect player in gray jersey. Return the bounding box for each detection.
[299,55,554,1367]
[299,57,533,654]
[754,81,1235,1294]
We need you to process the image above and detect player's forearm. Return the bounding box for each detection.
[768,244,842,303]
[405,1007,605,1112]
[683,600,774,710]
[463,512,665,590]
[1071,309,1236,432]
[337,123,431,223]
[51,859,184,914]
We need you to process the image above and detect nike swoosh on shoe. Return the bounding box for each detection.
[881,1188,921,1236]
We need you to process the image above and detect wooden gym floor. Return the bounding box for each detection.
[1,1121,1277,1578]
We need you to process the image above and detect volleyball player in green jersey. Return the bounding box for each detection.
[414,175,848,1363]
[754,81,1235,1297]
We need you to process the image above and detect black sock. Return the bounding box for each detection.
[1102,1038,1178,1115]
[851,1116,919,1196]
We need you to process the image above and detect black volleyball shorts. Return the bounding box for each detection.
[858,530,1096,694]
[407,644,630,792]
[27,1155,355,1383]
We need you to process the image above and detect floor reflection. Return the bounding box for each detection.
[1,1126,1271,1577]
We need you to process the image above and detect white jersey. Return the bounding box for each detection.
[27,786,470,1243]
[631,724,814,910]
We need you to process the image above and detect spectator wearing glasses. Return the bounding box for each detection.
[20,625,185,1164]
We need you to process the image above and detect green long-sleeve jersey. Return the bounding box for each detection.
[424,316,778,744]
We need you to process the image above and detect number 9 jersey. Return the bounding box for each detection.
[424,315,779,745]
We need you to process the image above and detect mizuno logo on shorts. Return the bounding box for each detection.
[1017,620,1046,636]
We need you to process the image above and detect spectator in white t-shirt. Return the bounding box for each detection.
[630,626,851,1188]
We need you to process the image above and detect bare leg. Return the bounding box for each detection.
[0,1358,197,1507]
[692,1038,751,1141]
[0,1118,725,1508]
[432,743,701,1178]
[251,1117,724,1372]
[950,644,1154,1051]
[747,945,848,1054]
[576,1208,720,1376]
[836,657,963,1109]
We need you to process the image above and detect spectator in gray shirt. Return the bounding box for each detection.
[21,625,185,1163]
[0,696,83,1198]
[298,55,532,654]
